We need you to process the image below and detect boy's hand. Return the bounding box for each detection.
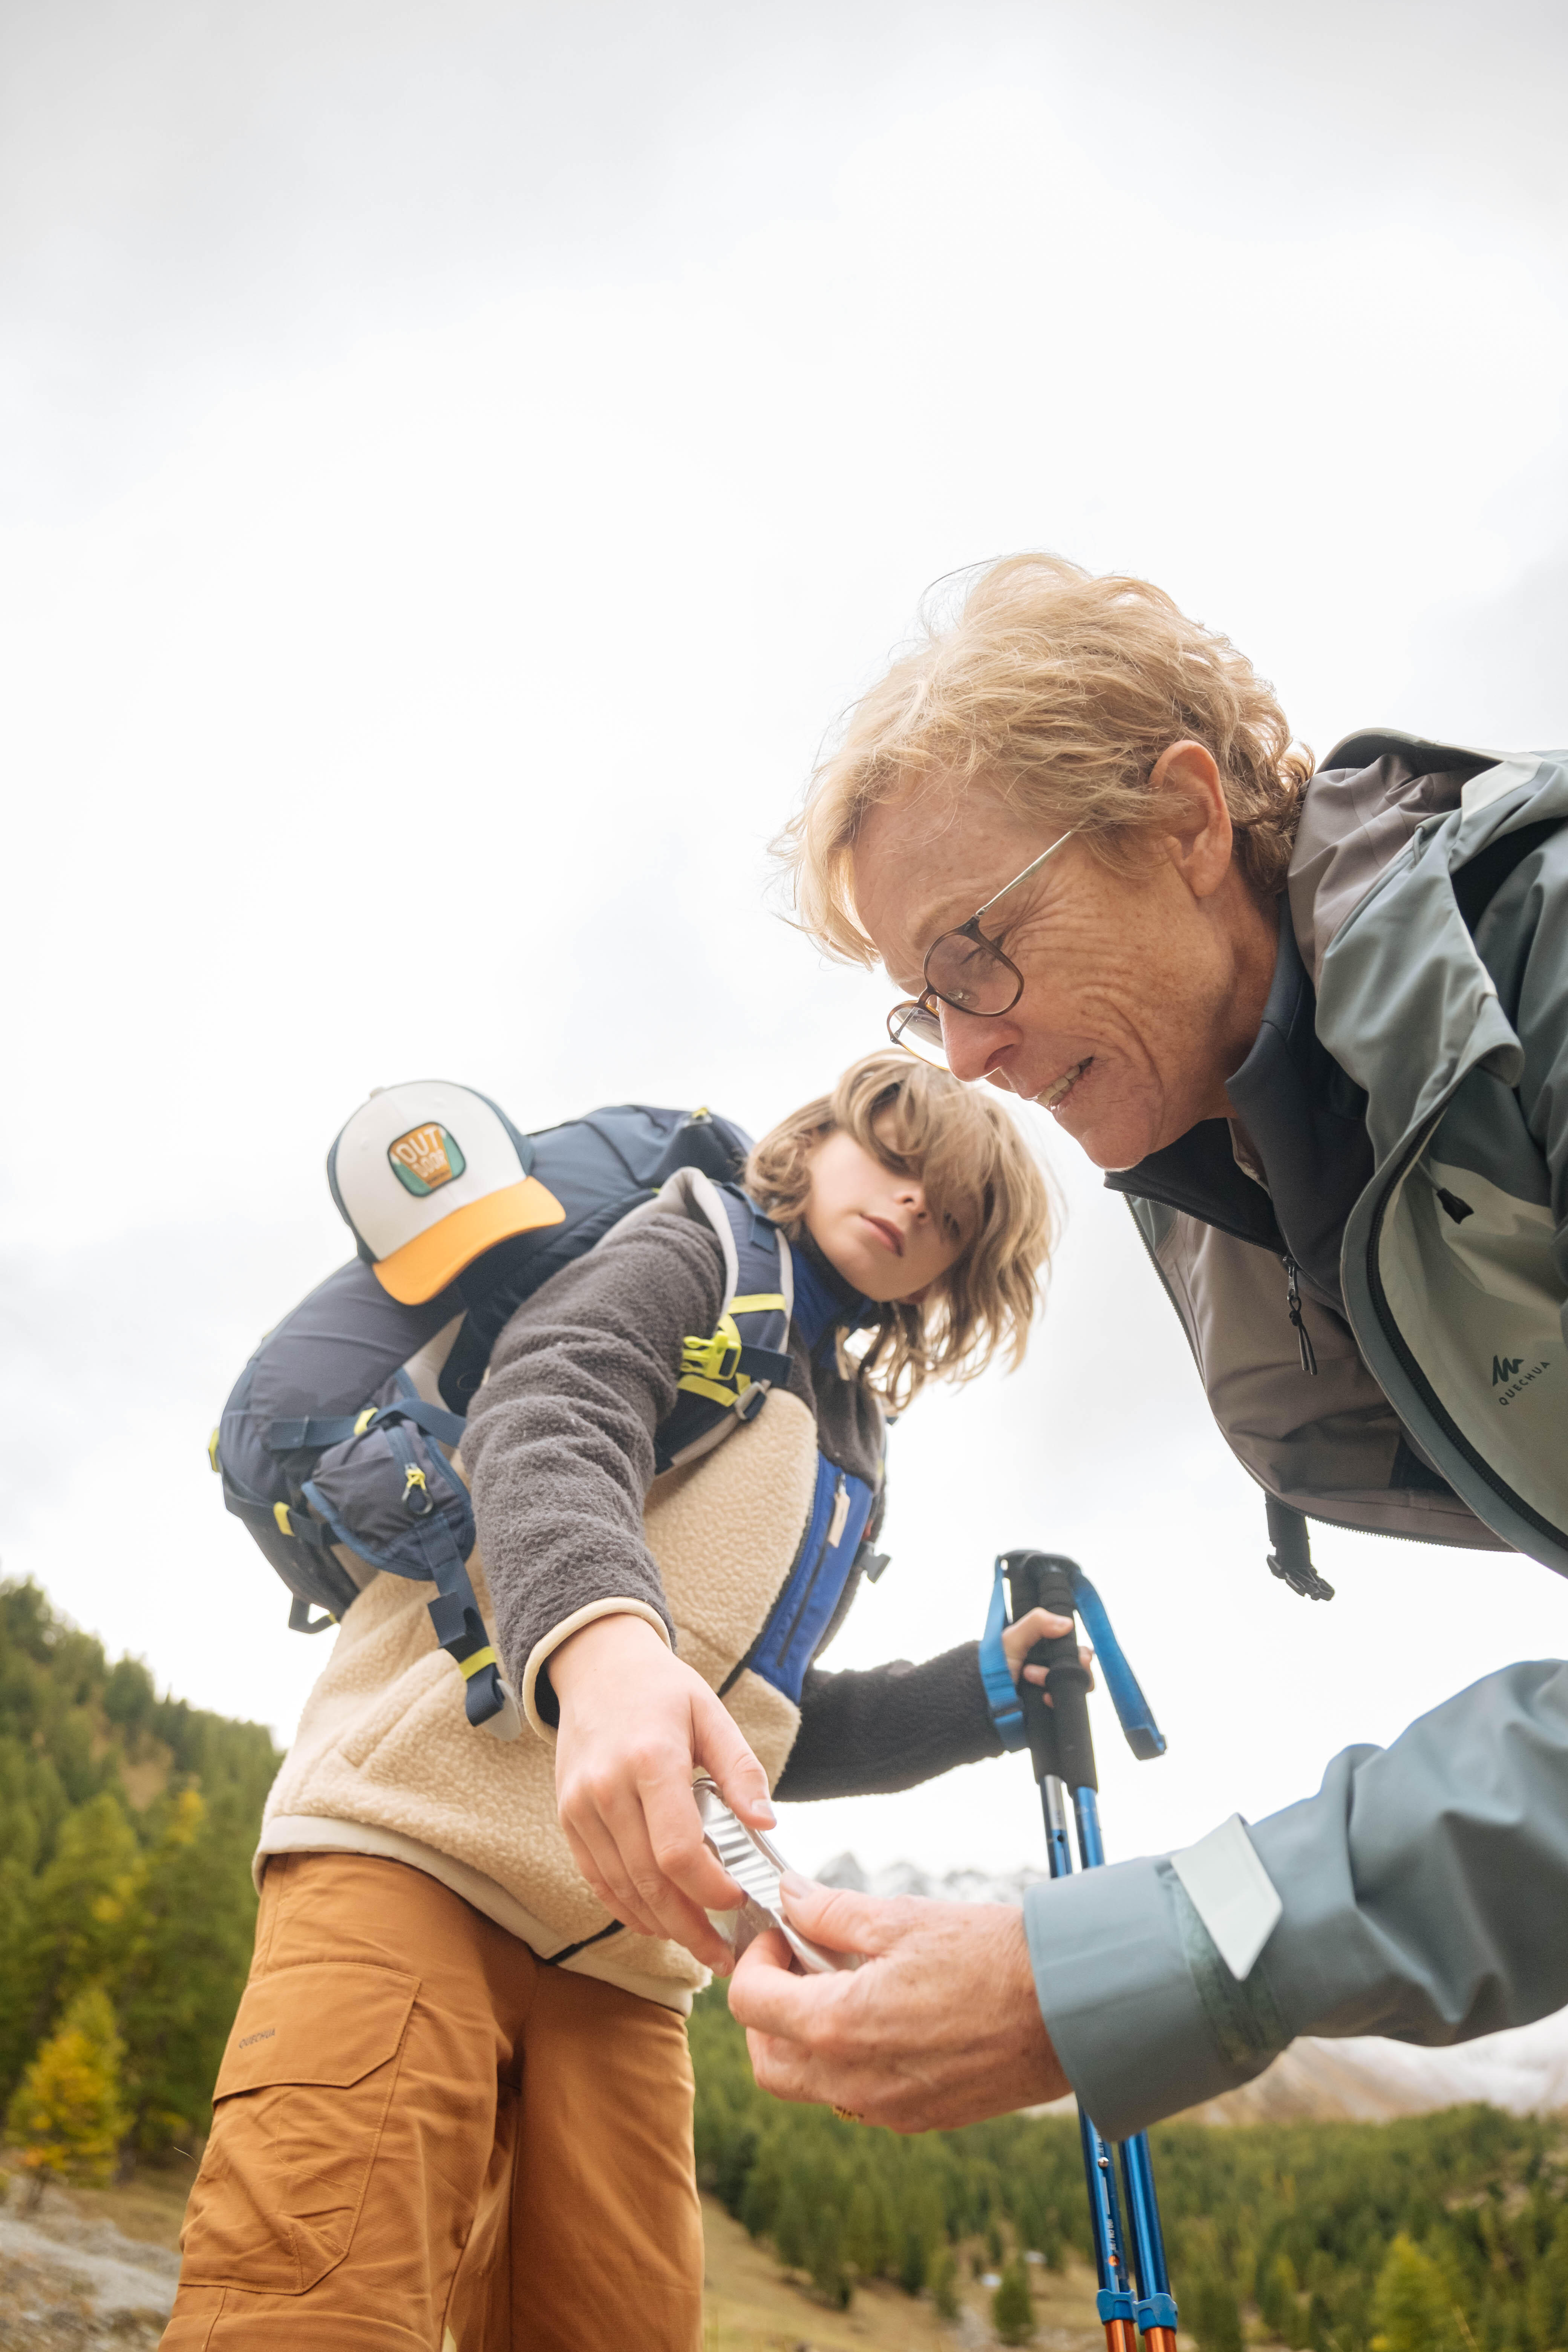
[1001,1607,1095,1698]
[550,1613,775,1970]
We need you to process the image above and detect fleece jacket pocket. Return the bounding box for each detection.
[180,1961,419,2294]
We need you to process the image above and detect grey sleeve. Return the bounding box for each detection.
[776,1642,1003,1802]
[1023,1660,1568,2140]
[461,1217,725,1704]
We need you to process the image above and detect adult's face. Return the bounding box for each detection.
[851,741,1279,1172]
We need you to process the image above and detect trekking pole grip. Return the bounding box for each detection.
[1007,1551,1098,1795]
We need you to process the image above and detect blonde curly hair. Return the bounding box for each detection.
[745,1052,1053,1412]
[779,554,1313,963]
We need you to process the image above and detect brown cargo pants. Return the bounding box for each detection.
[161,1853,704,2352]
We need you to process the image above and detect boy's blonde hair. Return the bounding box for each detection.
[745,1052,1052,1411]
[779,554,1313,964]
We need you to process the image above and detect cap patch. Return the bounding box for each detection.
[388,1123,467,1197]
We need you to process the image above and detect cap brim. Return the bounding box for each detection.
[373,1176,567,1304]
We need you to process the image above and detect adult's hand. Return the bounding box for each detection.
[729,1876,1070,2132]
[551,1613,772,1970]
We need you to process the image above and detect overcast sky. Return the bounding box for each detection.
[3,0,1568,1880]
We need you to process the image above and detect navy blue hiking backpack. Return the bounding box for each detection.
[212,1091,793,1734]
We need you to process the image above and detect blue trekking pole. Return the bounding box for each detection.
[980,1550,1178,2352]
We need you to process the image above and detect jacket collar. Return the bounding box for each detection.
[1106,911,1373,1308]
[790,1228,870,1354]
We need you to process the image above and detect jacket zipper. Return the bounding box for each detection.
[1283,1255,1318,1375]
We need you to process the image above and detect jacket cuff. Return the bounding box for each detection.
[522,1600,672,1739]
[1023,1857,1288,2139]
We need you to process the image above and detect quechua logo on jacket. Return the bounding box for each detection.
[387,1123,467,1196]
[1492,1352,1550,1404]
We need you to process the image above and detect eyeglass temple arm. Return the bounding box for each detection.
[970,825,1080,925]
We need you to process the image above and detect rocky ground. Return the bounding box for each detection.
[0,2174,181,2349]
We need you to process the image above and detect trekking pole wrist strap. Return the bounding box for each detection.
[980,1558,1028,1751]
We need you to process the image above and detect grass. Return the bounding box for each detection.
[51,2158,198,2251]
[697,2194,1106,2350]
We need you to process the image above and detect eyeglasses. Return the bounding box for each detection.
[886,828,1081,1069]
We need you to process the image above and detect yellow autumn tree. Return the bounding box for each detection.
[6,1983,129,2203]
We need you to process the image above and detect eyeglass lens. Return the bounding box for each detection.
[923,928,1020,1017]
[886,1000,951,1067]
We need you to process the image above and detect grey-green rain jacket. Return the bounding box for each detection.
[1023,733,1568,2137]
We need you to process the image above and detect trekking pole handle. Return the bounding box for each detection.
[1003,1550,1098,1794]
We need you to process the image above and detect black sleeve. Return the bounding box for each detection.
[775,1639,1004,1801]
[461,1215,725,1702]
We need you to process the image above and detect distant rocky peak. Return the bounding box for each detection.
[816,1850,1048,1907]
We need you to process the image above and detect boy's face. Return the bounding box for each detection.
[801,1123,963,1303]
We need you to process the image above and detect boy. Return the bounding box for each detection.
[164,1054,1058,2352]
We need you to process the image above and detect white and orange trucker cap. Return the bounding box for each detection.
[327,1080,565,1305]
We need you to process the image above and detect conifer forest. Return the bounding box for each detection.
[5,1576,1568,2349]
[0,1580,276,2172]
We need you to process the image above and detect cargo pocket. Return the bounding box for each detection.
[180,1961,418,2294]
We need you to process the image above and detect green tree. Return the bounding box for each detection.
[1259,2249,1305,2344]
[809,2203,851,2309]
[113,1786,259,2151]
[1372,2233,1467,2352]
[992,2256,1035,2346]
[18,1791,141,2040]
[930,2248,961,2319]
[898,2222,929,2297]
[1189,2269,1244,2352]
[771,2179,810,2272]
[6,1984,128,2202]
[842,2181,879,2278]
[0,1855,34,2097]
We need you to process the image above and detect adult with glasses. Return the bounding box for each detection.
[727,552,1568,2141]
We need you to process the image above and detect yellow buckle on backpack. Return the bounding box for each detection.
[678,1292,786,1412]
[680,1315,743,1387]
[458,1646,498,1681]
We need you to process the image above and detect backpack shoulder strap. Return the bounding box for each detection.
[626,1172,794,1472]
